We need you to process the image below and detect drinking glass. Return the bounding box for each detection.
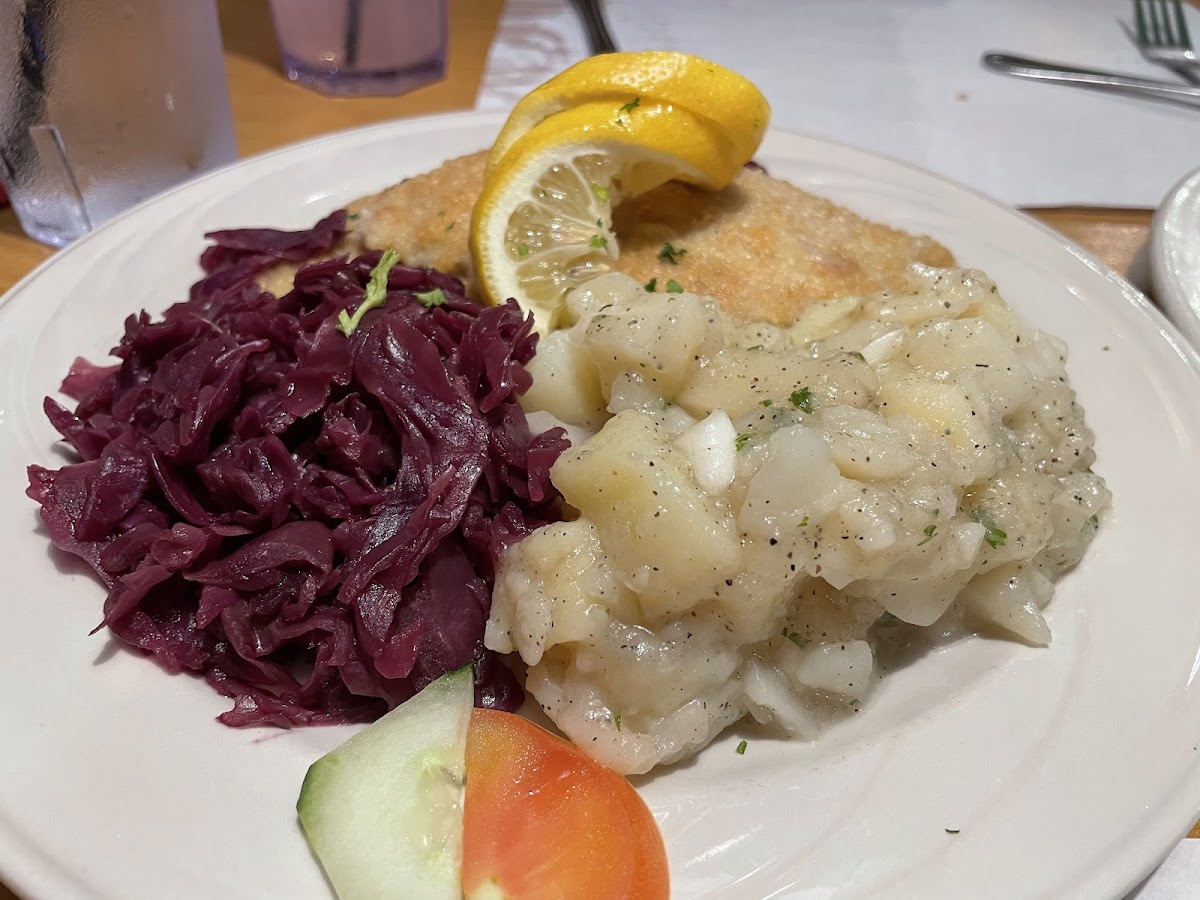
[0,0,238,248]
[269,0,449,98]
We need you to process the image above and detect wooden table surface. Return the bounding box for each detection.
[0,2,1174,898]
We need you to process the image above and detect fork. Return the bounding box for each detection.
[982,52,1200,108]
[567,0,618,55]
[1127,0,1200,85]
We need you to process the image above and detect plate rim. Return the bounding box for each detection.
[1,108,1197,900]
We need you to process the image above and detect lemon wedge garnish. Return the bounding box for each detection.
[469,52,769,332]
[470,100,744,331]
[488,51,770,177]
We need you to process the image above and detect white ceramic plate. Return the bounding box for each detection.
[1151,165,1200,350]
[2,111,1200,900]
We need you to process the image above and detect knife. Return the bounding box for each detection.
[983,51,1200,109]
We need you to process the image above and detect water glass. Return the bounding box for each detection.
[0,0,238,248]
[269,0,448,97]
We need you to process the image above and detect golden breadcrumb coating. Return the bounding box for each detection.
[329,149,954,325]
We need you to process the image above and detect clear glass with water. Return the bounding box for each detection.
[0,0,237,247]
[269,0,448,97]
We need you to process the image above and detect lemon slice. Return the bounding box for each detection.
[487,51,770,177]
[470,99,743,331]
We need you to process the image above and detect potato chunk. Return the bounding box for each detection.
[584,291,722,400]
[521,329,607,429]
[905,318,1033,416]
[677,348,876,418]
[551,410,742,619]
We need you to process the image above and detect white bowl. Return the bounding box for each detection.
[1151,165,1200,348]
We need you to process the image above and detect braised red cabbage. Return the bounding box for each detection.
[27,211,567,726]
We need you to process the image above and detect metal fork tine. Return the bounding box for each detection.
[1152,0,1171,43]
[1173,0,1193,49]
[1135,0,1150,43]
[1127,0,1200,81]
[1149,0,1166,43]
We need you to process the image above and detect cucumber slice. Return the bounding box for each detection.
[297,666,474,900]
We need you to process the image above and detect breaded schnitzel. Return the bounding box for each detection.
[340,149,954,325]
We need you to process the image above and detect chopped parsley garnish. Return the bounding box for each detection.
[658,242,687,265]
[783,628,808,648]
[736,740,748,755]
[972,510,1008,549]
[644,277,657,292]
[517,243,531,257]
[747,344,764,351]
[735,433,751,451]
[589,234,608,249]
[414,287,448,308]
[346,211,361,221]
[620,96,641,114]
[336,248,400,336]
[761,399,773,408]
[849,699,860,708]
[798,516,809,526]
[591,183,611,202]
[665,279,684,293]
[917,523,937,546]
[790,387,815,413]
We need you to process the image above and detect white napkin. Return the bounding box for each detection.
[1130,839,1200,899]
[476,0,1200,208]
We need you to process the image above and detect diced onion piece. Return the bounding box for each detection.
[961,564,1052,646]
[741,658,819,735]
[676,410,737,494]
[790,639,874,699]
[859,328,906,366]
[739,424,844,538]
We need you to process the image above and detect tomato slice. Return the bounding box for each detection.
[462,708,670,900]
